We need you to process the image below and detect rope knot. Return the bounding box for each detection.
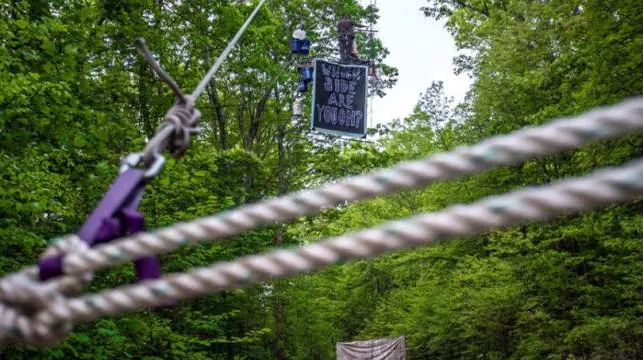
[0,235,92,347]
[159,95,201,159]
[0,292,73,347]
[41,235,93,291]
[136,38,201,161]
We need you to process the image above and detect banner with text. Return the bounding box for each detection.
[311,59,368,138]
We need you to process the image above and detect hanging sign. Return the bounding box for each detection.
[311,59,368,138]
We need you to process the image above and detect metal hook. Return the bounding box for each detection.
[120,151,166,180]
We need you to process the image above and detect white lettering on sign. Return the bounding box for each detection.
[328,93,338,106]
[316,104,363,129]
[316,62,365,130]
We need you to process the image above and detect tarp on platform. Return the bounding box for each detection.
[336,336,406,360]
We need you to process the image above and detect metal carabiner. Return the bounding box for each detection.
[119,151,167,180]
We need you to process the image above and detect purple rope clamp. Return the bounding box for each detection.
[39,169,162,282]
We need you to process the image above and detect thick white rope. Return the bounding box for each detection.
[1,98,643,346]
[2,97,641,305]
[60,97,643,276]
[27,157,643,331]
[0,235,91,346]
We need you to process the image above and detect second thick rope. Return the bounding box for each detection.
[26,157,643,328]
[61,97,643,275]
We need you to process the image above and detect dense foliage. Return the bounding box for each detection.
[1,0,643,359]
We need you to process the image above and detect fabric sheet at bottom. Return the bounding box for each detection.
[336,336,406,360]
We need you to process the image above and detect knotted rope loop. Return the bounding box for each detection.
[0,290,72,347]
[0,235,91,347]
[0,273,48,311]
[136,38,201,164]
[40,235,93,294]
[156,95,202,159]
[0,270,38,307]
[0,236,90,309]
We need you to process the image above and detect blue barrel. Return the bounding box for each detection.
[290,39,302,54]
[297,79,308,92]
[300,66,314,82]
[300,39,311,54]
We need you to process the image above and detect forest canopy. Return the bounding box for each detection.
[1,0,643,359]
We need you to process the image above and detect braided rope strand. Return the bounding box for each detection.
[2,98,643,346]
[60,98,643,275]
[31,157,643,328]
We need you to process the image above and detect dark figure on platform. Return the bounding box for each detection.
[338,15,366,62]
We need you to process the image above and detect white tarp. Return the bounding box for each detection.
[336,336,406,360]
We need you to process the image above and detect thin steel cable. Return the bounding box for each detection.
[56,97,643,276]
[139,0,266,162]
[191,0,268,99]
[28,157,643,330]
[0,0,269,346]
[0,0,270,309]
